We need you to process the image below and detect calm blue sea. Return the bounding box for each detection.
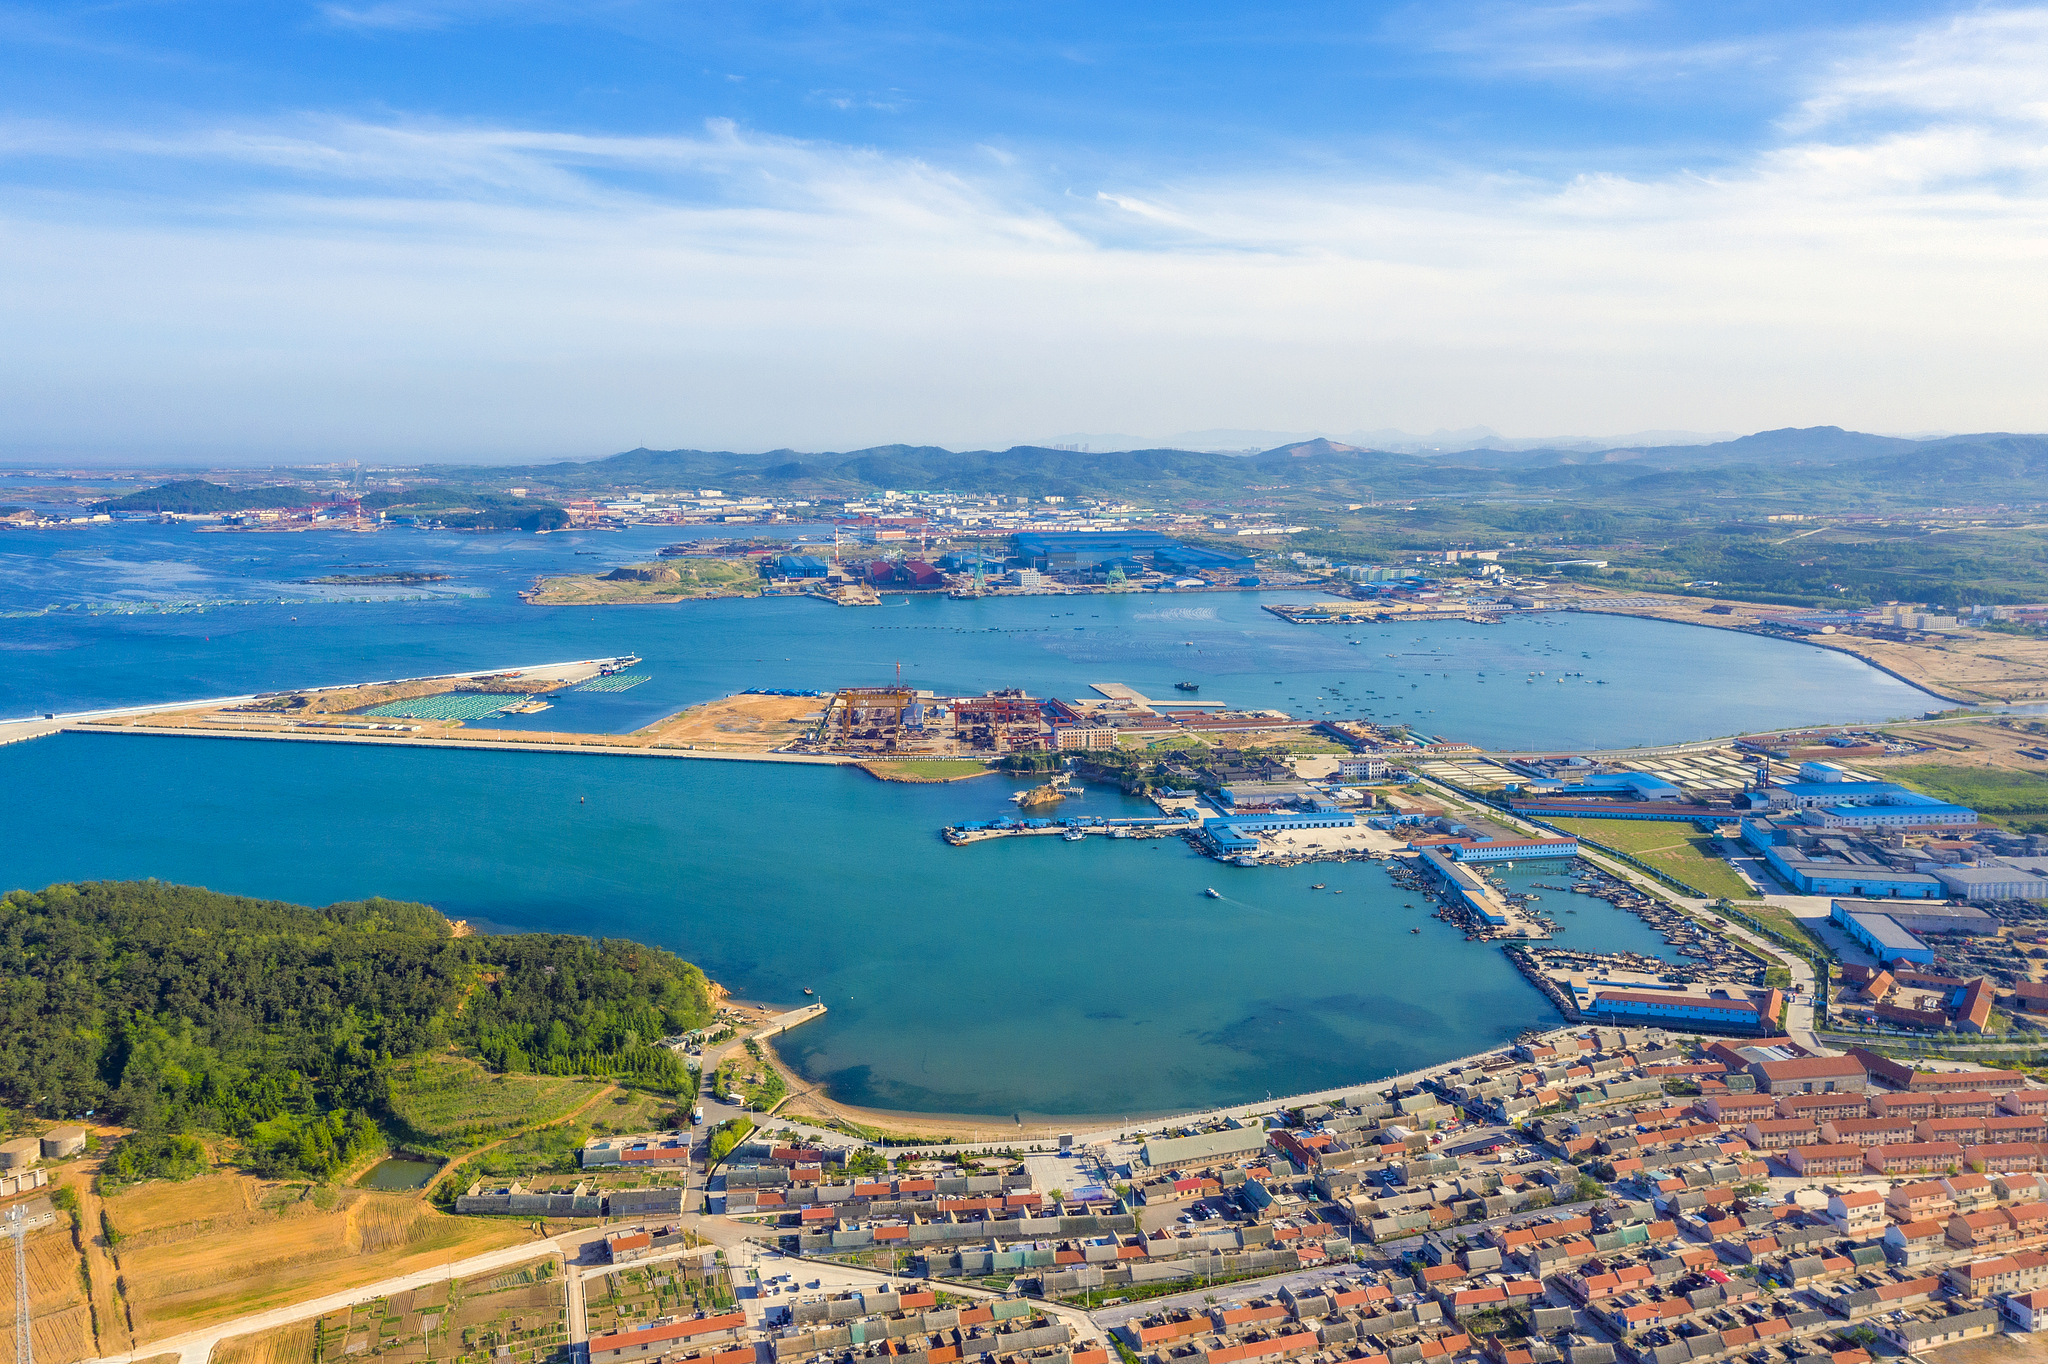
[0,522,1936,1115]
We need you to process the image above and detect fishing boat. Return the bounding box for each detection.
[1205,887,1221,898]
[1063,828,1085,841]
[1311,883,1325,890]
[1410,927,1420,934]
[803,987,814,995]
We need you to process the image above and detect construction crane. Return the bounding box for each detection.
[6,1201,30,1364]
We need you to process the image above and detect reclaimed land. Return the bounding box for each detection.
[78,688,834,759]
[1538,818,1755,900]
[1561,585,2048,705]
[523,558,762,605]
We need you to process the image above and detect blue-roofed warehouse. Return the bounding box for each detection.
[1009,530,1255,576]
[771,553,829,578]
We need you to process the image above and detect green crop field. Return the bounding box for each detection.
[387,1056,605,1153]
[1544,819,1755,900]
[1887,764,2048,832]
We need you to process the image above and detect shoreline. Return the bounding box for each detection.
[52,723,862,764]
[1561,598,1978,706]
[758,1023,1582,1147]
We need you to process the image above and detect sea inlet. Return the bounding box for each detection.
[0,522,1939,1116]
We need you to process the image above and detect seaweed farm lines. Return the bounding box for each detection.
[1,591,480,618]
[361,692,532,721]
[575,672,653,692]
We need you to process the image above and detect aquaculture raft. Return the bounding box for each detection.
[360,692,530,721]
[576,671,653,692]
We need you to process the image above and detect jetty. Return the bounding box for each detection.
[943,813,1199,844]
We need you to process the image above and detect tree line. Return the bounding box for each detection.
[0,880,714,1181]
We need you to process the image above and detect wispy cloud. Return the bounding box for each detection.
[1,7,2046,455]
[1398,0,1785,82]
[1790,7,2048,128]
[319,3,453,32]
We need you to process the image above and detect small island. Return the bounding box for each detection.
[302,571,451,585]
[524,558,764,605]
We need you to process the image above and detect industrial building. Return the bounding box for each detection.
[1140,1125,1272,1170]
[1738,816,1948,897]
[1582,988,1783,1033]
[1199,811,1359,855]
[1007,530,1255,578]
[1834,898,1999,939]
[1741,771,1977,830]
[1513,772,1683,802]
[1444,836,1578,864]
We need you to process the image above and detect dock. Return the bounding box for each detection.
[1088,683,1227,710]
[943,813,1200,845]
[1409,845,1552,938]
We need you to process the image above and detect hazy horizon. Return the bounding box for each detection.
[0,422,2015,472]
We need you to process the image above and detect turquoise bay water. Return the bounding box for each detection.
[0,523,1938,1114]
[5,731,1680,1117]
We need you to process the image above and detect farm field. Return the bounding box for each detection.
[209,1258,565,1364]
[101,1172,530,1343]
[6,1222,94,1364]
[585,1260,733,1338]
[387,1056,610,1154]
[1544,819,1755,900]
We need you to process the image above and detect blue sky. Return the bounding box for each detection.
[3,1,2045,459]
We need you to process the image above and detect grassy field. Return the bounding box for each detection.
[102,1171,530,1343]
[387,1056,608,1154]
[528,558,762,605]
[463,1087,680,1181]
[1545,819,1754,900]
[713,1041,787,1112]
[1887,763,2048,832]
[1720,900,1834,957]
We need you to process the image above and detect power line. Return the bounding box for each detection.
[6,1203,31,1364]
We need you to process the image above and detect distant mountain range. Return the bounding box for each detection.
[432,426,2047,511]
[1047,426,1746,454]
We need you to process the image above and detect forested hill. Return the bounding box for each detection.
[92,479,313,514]
[0,881,713,1179]
[423,428,2048,511]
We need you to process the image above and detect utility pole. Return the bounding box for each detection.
[7,1202,30,1364]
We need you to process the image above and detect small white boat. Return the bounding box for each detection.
[1205,887,1221,898]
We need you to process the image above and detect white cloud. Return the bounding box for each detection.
[3,8,2048,456]
[1792,8,2048,128]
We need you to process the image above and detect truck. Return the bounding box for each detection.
[692,1106,705,1125]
